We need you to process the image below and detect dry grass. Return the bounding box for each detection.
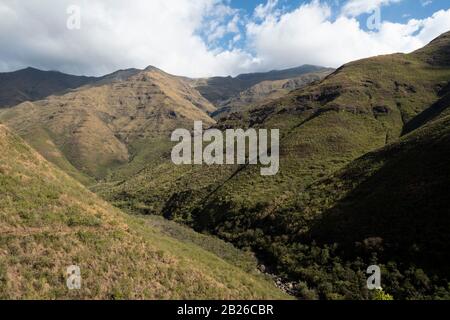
[0,68,215,180]
[0,125,289,300]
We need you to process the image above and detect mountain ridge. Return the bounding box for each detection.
[0,67,216,180]
[191,65,332,104]
[0,64,332,110]
[0,67,97,108]
[95,31,450,299]
[212,68,334,119]
[2,31,450,300]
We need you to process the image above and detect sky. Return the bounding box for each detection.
[0,0,449,77]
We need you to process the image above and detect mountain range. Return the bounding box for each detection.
[190,65,328,103]
[0,64,329,183]
[212,68,334,119]
[1,31,450,300]
[0,67,96,108]
[95,31,450,299]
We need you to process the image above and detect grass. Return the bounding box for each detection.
[264,114,450,299]
[95,32,450,299]
[103,45,450,221]
[2,32,450,300]
[0,125,290,300]
[143,215,261,274]
[0,67,215,181]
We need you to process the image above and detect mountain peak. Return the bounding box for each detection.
[16,67,63,74]
[13,66,42,74]
[23,66,39,71]
[413,30,450,66]
[144,65,163,73]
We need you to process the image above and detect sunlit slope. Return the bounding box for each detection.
[97,32,450,299]
[0,125,288,299]
[213,69,334,119]
[105,33,450,219]
[0,67,215,181]
[192,65,330,105]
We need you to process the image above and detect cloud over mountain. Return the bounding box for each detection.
[0,0,449,77]
[246,1,450,71]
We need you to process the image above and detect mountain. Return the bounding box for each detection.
[212,68,334,119]
[0,66,215,181]
[191,65,331,105]
[97,31,450,299]
[271,113,450,300]
[413,30,450,67]
[0,67,97,108]
[308,114,450,278]
[0,124,288,299]
[0,65,333,184]
[2,31,450,300]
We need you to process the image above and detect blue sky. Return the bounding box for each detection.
[228,0,447,23]
[211,0,450,51]
[0,0,450,77]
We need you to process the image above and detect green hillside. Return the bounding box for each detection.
[307,114,450,284]
[97,31,450,299]
[245,114,450,300]
[0,124,289,299]
[212,69,334,119]
[0,67,215,181]
[103,32,450,217]
[2,31,450,300]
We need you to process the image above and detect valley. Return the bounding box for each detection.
[1,31,450,300]
[0,124,289,299]
[95,32,450,299]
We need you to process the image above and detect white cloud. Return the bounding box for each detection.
[0,0,449,78]
[245,1,450,71]
[0,0,254,77]
[227,14,240,34]
[254,0,279,20]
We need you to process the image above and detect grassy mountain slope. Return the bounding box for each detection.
[192,65,330,105]
[308,114,450,273]
[212,69,334,119]
[0,124,288,299]
[98,32,450,299]
[106,32,450,219]
[266,114,450,299]
[0,67,215,180]
[0,67,97,108]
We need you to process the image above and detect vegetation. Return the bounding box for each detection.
[96,32,450,299]
[191,64,329,105]
[0,67,215,180]
[1,32,450,300]
[372,290,394,301]
[212,69,334,119]
[0,67,97,108]
[0,125,289,299]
